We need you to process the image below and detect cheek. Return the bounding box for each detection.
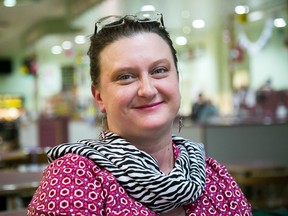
[103,90,127,111]
[167,79,180,98]
[169,81,181,109]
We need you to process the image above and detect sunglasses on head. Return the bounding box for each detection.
[94,11,164,34]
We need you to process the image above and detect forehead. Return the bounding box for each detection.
[99,32,173,65]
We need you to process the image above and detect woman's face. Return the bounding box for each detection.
[92,32,180,138]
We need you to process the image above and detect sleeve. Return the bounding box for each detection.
[27,153,106,215]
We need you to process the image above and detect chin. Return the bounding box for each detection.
[139,121,172,131]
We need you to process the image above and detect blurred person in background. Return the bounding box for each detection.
[191,93,219,124]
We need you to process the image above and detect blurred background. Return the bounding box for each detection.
[0,0,287,215]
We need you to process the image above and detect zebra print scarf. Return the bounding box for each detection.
[47,131,206,213]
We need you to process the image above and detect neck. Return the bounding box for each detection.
[151,142,174,175]
[129,133,174,175]
[108,126,175,174]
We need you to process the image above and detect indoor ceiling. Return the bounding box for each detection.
[0,0,104,56]
[0,0,287,57]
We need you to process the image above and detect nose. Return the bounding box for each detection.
[138,76,157,98]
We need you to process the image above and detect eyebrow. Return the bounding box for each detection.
[110,57,173,77]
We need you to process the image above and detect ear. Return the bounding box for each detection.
[91,85,106,113]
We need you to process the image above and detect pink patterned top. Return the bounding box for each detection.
[28,146,252,215]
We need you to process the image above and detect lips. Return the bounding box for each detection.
[134,101,163,109]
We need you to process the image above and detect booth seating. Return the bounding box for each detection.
[0,170,42,211]
[227,163,288,209]
[0,150,46,212]
[0,149,48,169]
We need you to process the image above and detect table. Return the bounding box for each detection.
[0,209,27,216]
[0,150,48,169]
[0,170,43,211]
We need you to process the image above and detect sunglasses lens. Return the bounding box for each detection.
[96,15,123,33]
[135,11,160,22]
[100,16,123,27]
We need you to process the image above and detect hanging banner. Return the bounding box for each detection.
[237,18,274,55]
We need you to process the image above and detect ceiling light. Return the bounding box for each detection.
[51,46,62,55]
[235,5,249,14]
[62,41,73,50]
[175,36,187,46]
[273,18,286,28]
[74,35,86,44]
[141,5,155,11]
[192,19,205,29]
[3,0,16,7]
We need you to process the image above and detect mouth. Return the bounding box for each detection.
[134,101,163,109]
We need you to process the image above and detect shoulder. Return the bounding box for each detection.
[47,153,103,172]
[185,157,252,215]
[44,153,116,183]
[205,157,233,179]
[27,154,114,215]
[204,157,244,196]
[28,153,155,215]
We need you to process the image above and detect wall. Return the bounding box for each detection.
[238,7,288,91]
[249,17,288,90]
[174,122,288,166]
[178,32,219,115]
[204,123,288,165]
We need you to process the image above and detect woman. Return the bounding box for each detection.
[28,11,252,215]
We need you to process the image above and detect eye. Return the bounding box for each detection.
[152,67,168,74]
[118,74,134,80]
[116,73,137,84]
[151,67,169,78]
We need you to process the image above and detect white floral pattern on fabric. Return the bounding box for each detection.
[28,151,252,215]
[186,157,252,215]
[28,153,155,216]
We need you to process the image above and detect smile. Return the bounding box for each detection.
[134,101,163,109]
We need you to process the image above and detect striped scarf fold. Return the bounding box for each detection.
[47,131,206,213]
